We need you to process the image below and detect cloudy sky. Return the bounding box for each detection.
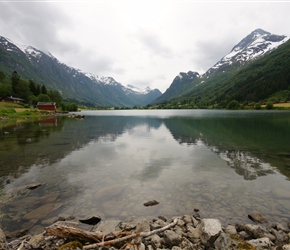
[0,1,289,93]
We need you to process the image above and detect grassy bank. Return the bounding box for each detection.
[0,102,48,117]
[0,102,54,129]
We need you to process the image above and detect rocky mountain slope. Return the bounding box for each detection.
[154,28,289,105]
[0,36,161,107]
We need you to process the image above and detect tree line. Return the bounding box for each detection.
[0,70,78,111]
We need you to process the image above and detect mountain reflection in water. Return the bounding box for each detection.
[0,110,290,234]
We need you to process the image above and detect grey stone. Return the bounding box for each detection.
[23,203,62,220]
[214,232,239,250]
[191,216,199,228]
[247,237,273,248]
[248,212,267,223]
[136,219,150,233]
[225,225,237,235]
[147,245,154,250]
[244,224,266,239]
[117,217,137,230]
[138,243,145,250]
[187,225,200,239]
[282,244,290,250]
[0,228,7,250]
[179,237,196,249]
[96,219,121,234]
[176,218,185,227]
[274,223,289,232]
[151,219,168,230]
[199,218,222,245]
[151,234,162,249]
[158,215,167,222]
[264,232,276,242]
[172,246,182,250]
[270,228,286,242]
[182,215,192,224]
[163,230,182,248]
[174,226,184,236]
[0,228,6,243]
[238,231,250,240]
[29,233,45,248]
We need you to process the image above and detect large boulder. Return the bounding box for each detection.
[199,218,222,245]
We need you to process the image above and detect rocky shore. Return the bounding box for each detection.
[1,212,290,250]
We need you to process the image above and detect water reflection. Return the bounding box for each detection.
[1,110,290,234]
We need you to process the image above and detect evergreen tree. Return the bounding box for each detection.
[0,71,5,82]
[29,80,38,96]
[41,85,47,94]
[11,71,20,94]
[36,85,41,96]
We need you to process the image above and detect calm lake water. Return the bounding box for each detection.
[1,109,290,234]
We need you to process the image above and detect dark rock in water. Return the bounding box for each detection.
[69,114,85,119]
[143,200,159,207]
[23,203,61,220]
[248,212,267,223]
[79,216,101,225]
[26,183,44,190]
[6,228,29,239]
[158,215,168,222]
[194,208,200,212]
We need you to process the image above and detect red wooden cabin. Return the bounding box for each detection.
[37,102,56,111]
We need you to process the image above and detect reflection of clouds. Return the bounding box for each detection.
[114,124,187,182]
[133,158,172,181]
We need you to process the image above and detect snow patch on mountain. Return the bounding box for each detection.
[125,84,152,95]
[0,36,56,61]
[83,72,152,94]
[209,28,289,72]
[83,72,120,86]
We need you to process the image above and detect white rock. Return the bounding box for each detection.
[247,237,273,248]
[282,244,290,250]
[199,218,222,244]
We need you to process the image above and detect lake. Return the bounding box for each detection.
[1,109,290,234]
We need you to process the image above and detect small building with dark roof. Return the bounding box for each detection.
[0,96,25,103]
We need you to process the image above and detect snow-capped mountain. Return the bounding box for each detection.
[0,35,162,107]
[154,28,289,104]
[206,28,288,75]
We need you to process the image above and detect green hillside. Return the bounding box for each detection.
[152,39,290,109]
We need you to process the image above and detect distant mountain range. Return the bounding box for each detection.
[0,36,162,107]
[1,28,289,108]
[154,28,290,107]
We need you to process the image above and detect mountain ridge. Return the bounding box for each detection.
[154,28,289,105]
[0,36,162,107]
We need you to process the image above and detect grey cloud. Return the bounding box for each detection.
[74,52,124,76]
[134,28,173,58]
[194,36,240,72]
[0,2,70,52]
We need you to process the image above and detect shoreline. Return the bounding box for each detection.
[1,212,290,250]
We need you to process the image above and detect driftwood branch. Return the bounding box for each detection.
[45,222,103,243]
[83,218,179,249]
